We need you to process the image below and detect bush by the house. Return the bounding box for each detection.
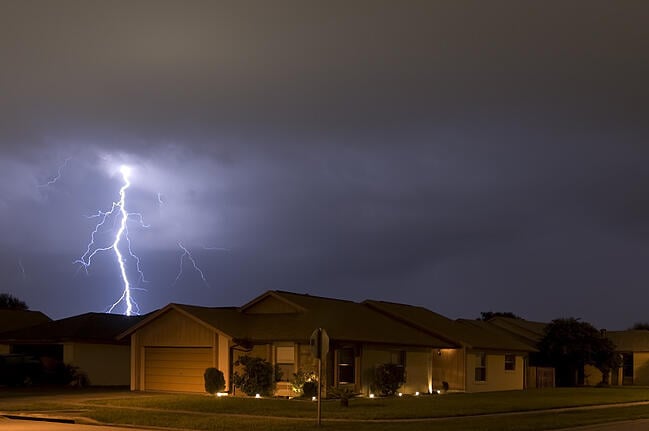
[204,367,226,394]
[290,369,317,396]
[232,355,277,396]
[372,363,405,396]
[327,385,356,407]
[302,381,317,398]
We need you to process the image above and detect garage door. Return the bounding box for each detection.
[144,347,212,393]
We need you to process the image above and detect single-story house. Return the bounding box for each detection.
[0,312,145,386]
[602,330,649,386]
[364,301,537,392]
[119,290,457,396]
[0,309,51,354]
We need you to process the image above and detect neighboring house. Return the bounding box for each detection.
[604,330,649,386]
[0,309,52,354]
[119,290,457,396]
[0,312,145,386]
[364,301,537,392]
[485,316,554,387]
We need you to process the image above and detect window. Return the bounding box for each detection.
[622,353,634,380]
[504,354,516,371]
[475,352,486,382]
[337,348,356,384]
[275,345,295,382]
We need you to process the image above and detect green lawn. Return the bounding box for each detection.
[3,387,649,430]
[85,386,649,419]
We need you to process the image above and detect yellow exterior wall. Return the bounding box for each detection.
[464,351,525,393]
[63,343,131,386]
[403,351,430,394]
[431,348,464,392]
[633,352,649,385]
[130,308,228,392]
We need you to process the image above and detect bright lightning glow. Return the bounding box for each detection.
[75,164,148,316]
[174,242,210,287]
[18,259,26,280]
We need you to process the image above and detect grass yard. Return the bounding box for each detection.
[3,387,649,430]
[85,386,649,419]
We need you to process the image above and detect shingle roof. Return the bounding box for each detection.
[0,309,51,334]
[486,316,547,348]
[0,312,146,344]
[364,300,536,352]
[606,330,649,352]
[141,291,456,348]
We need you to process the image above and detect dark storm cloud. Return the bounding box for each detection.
[1,0,648,327]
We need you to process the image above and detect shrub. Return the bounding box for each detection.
[233,355,277,396]
[372,363,405,396]
[204,368,226,394]
[327,385,356,407]
[290,369,317,396]
[302,381,317,398]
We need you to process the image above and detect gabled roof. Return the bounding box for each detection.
[606,330,649,352]
[122,291,455,348]
[0,312,146,345]
[486,316,547,348]
[365,300,536,352]
[0,309,51,334]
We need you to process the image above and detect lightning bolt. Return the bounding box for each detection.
[174,242,210,287]
[39,157,71,187]
[18,259,26,281]
[74,165,148,316]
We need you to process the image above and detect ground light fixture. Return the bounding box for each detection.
[398,392,403,397]
[415,391,420,396]
[255,394,261,398]
[369,393,375,398]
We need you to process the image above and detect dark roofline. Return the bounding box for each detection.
[363,300,464,348]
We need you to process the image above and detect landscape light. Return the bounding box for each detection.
[255,394,261,398]
[415,391,420,396]
[398,392,403,397]
[216,392,228,397]
[312,396,317,401]
[369,393,375,398]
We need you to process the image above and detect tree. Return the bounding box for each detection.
[478,311,521,321]
[630,322,649,330]
[537,318,619,386]
[0,293,28,310]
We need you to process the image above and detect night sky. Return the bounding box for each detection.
[1,1,648,329]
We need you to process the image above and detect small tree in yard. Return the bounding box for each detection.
[204,368,226,394]
[232,355,277,396]
[538,318,619,386]
[372,363,405,396]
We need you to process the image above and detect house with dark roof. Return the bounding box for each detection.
[364,301,537,392]
[487,317,649,387]
[0,309,51,354]
[120,290,457,396]
[0,312,145,386]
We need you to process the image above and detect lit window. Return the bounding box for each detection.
[475,352,486,382]
[504,354,516,371]
[276,345,295,382]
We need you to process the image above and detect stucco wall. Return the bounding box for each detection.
[634,352,649,385]
[431,348,464,391]
[464,351,525,393]
[64,343,130,386]
[403,351,430,394]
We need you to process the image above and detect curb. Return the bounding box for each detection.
[2,414,76,424]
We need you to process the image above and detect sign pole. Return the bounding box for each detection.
[317,355,322,426]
